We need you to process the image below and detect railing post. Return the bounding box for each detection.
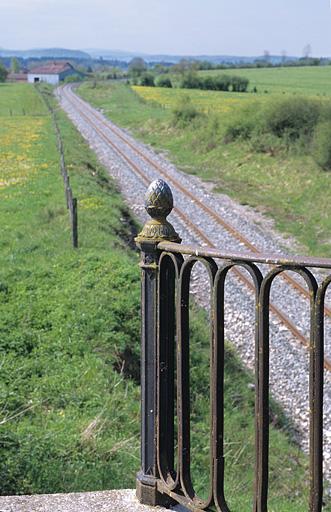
[135,179,181,506]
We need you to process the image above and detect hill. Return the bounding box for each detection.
[84,48,299,64]
[0,48,91,59]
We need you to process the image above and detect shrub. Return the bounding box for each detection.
[200,76,216,91]
[179,73,249,93]
[172,96,201,127]
[230,76,249,92]
[223,103,261,143]
[249,132,284,156]
[180,71,202,89]
[156,76,172,88]
[195,115,221,151]
[140,73,155,87]
[224,119,255,143]
[64,75,83,83]
[312,121,331,170]
[0,62,8,82]
[213,75,232,91]
[263,97,320,141]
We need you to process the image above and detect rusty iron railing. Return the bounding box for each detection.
[135,179,330,512]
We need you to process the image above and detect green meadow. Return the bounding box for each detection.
[199,65,331,96]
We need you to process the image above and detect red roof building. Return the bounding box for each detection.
[27,62,83,85]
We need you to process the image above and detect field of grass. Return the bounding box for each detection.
[0,82,142,494]
[79,81,331,258]
[199,65,331,96]
[132,85,256,114]
[1,82,328,510]
[0,83,47,116]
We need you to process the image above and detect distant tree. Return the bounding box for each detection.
[230,75,249,92]
[172,59,192,75]
[156,76,172,88]
[180,71,202,89]
[303,44,312,59]
[263,50,271,63]
[10,58,20,73]
[153,63,169,75]
[128,57,147,77]
[198,60,214,70]
[281,50,287,66]
[140,73,155,86]
[0,62,8,82]
[213,75,232,91]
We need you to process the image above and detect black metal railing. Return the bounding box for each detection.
[135,179,331,512]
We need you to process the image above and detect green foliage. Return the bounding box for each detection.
[128,57,147,77]
[180,71,203,89]
[223,102,261,143]
[231,75,250,92]
[10,58,20,74]
[156,76,172,88]
[312,121,331,170]
[64,75,83,84]
[0,62,8,82]
[180,72,249,92]
[172,95,201,127]
[139,73,155,87]
[224,96,322,152]
[263,96,320,140]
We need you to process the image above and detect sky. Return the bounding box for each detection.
[2,0,331,57]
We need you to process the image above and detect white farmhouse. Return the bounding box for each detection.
[28,62,82,85]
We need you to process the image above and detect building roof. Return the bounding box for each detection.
[29,62,74,75]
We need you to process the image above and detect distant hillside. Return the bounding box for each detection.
[85,48,299,64]
[0,48,91,59]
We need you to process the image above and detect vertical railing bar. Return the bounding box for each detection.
[178,262,194,499]
[178,257,217,509]
[310,277,329,511]
[158,254,180,487]
[310,297,323,512]
[213,268,230,512]
[257,278,271,512]
[206,258,218,510]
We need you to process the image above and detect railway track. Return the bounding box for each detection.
[58,84,331,371]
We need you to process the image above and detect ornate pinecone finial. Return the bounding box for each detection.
[136,179,181,243]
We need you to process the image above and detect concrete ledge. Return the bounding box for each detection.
[0,489,169,512]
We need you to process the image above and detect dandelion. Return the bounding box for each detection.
[0,117,50,191]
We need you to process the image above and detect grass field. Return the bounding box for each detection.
[0,82,142,494]
[133,65,331,116]
[199,65,331,96]
[1,82,329,510]
[132,85,256,114]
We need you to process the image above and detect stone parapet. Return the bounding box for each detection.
[0,489,169,512]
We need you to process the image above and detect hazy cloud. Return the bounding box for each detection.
[1,0,331,56]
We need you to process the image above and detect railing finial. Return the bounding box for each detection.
[135,179,181,243]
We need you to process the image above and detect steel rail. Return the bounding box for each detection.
[59,84,331,371]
